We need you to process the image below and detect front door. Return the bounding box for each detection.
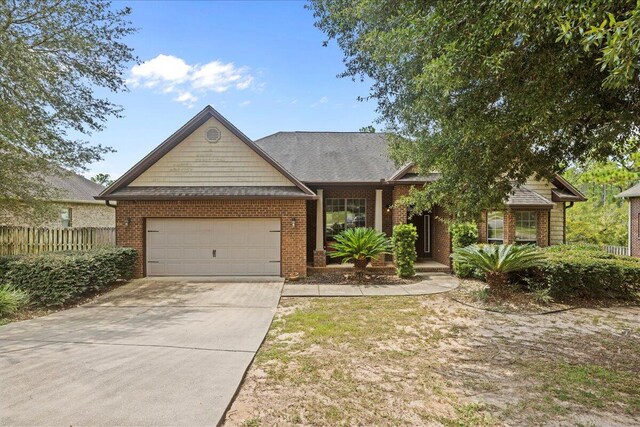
[410,212,431,258]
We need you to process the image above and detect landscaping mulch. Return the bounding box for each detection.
[290,271,423,286]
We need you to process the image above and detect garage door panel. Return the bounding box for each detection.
[146,218,281,276]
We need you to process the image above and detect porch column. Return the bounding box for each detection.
[372,188,386,267]
[375,189,383,232]
[313,189,326,267]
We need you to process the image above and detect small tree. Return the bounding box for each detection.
[451,244,545,290]
[329,227,392,274]
[392,224,418,277]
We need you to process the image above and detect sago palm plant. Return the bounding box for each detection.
[329,227,392,273]
[451,244,545,288]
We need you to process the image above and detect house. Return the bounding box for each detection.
[617,183,640,257]
[97,106,585,278]
[2,169,115,228]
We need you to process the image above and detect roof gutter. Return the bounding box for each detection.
[105,200,117,208]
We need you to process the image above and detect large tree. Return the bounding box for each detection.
[310,0,640,219]
[0,0,135,222]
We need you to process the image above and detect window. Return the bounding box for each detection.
[61,208,72,228]
[515,211,537,243]
[325,198,366,239]
[487,211,504,244]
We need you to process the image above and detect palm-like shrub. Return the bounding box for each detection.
[0,285,30,317]
[329,227,392,273]
[451,244,545,288]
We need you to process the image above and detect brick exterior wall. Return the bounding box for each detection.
[115,199,306,278]
[479,209,550,246]
[630,198,640,257]
[391,185,451,267]
[431,205,452,266]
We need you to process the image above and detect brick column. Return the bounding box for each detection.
[536,210,550,247]
[478,211,487,243]
[313,189,326,267]
[503,211,516,244]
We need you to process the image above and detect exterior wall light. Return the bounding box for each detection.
[124,217,131,227]
[291,217,296,228]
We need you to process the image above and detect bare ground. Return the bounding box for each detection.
[224,285,640,426]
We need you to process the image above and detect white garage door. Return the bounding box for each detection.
[145,218,281,276]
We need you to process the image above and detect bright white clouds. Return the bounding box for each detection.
[128,54,254,107]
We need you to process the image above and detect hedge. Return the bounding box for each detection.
[392,224,418,277]
[521,245,640,300]
[0,247,137,307]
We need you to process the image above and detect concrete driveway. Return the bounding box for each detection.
[0,278,284,426]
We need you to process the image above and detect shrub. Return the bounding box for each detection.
[2,247,137,307]
[0,285,30,317]
[450,222,480,278]
[524,246,640,300]
[452,244,545,289]
[450,222,479,249]
[328,227,392,273]
[392,224,418,277]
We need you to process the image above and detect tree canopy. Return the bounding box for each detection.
[0,0,135,221]
[310,0,640,219]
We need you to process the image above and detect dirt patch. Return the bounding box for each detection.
[224,294,640,426]
[291,271,422,286]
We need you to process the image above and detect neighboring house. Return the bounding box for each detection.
[1,170,115,228]
[97,106,585,278]
[617,183,640,257]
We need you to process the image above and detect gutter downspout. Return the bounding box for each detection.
[105,200,116,208]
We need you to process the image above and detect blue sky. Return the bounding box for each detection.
[87,0,378,179]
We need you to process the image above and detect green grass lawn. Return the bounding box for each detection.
[225,293,640,426]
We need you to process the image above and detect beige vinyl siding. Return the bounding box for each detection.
[524,179,564,245]
[131,117,293,187]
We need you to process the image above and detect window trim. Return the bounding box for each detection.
[515,210,538,244]
[325,198,367,240]
[486,211,504,244]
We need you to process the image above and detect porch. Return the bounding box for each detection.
[306,184,452,269]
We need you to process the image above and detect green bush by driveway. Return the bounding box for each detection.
[0,247,137,307]
[524,245,640,300]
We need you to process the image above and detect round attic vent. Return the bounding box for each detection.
[206,127,221,143]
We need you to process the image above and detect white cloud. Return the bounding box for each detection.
[174,92,198,108]
[311,96,329,107]
[239,100,251,107]
[128,54,191,88]
[128,54,255,106]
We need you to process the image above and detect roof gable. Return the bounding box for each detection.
[98,106,315,199]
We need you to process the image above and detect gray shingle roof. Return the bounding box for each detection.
[507,187,554,208]
[255,132,398,182]
[44,170,106,202]
[617,182,640,198]
[107,186,311,199]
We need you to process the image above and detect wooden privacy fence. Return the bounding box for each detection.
[0,226,116,255]
[603,245,629,256]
